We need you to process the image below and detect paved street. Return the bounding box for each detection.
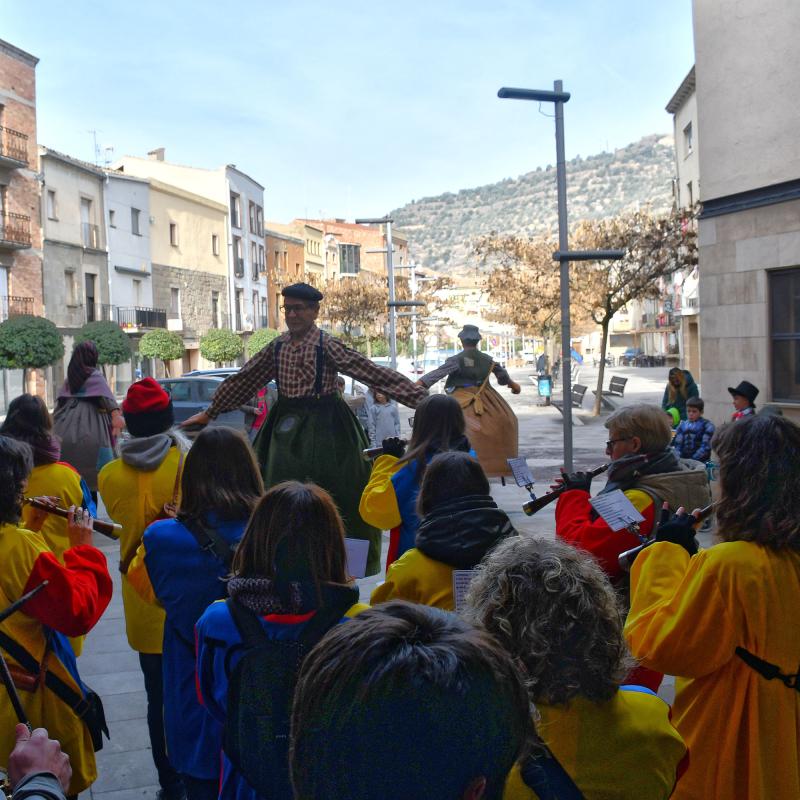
[81,364,695,799]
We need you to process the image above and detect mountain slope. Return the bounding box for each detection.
[391,134,675,272]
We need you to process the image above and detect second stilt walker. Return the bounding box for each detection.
[182,283,427,575]
[418,325,520,477]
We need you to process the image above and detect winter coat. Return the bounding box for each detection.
[98,433,184,653]
[660,371,699,421]
[625,540,800,799]
[371,495,515,610]
[673,417,715,462]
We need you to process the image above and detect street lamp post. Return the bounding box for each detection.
[498,81,624,470]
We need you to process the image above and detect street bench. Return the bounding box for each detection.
[592,375,628,411]
[552,383,588,415]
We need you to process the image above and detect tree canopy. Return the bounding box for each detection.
[139,329,184,376]
[75,321,131,366]
[247,327,280,358]
[199,328,243,365]
[0,315,65,381]
[318,276,387,347]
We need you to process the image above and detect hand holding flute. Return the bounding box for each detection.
[618,502,715,571]
[25,497,121,541]
[522,463,610,516]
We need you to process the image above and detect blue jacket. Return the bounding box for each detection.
[195,586,366,800]
[673,417,715,462]
[138,516,247,779]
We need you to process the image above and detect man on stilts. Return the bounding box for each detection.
[182,283,427,575]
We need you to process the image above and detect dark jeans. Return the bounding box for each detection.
[138,652,184,795]
[180,774,218,800]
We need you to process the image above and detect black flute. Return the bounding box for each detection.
[522,463,610,516]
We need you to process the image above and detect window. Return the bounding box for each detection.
[212,233,220,256]
[233,236,244,277]
[46,190,57,220]
[235,289,244,330]
[169,222,179,247]
[249,201,256,234]
[132,279,142,305]
[84,273,96,321]
[230,192,241,228]
[252,291,260,326]
[65,271,77,305]
[258,245,265,274]
[162,381,192,402]
[197,381,220,403]
[770,268,800,401]
[170,287,181,317]
[683,122,693,155]
[339,243,361,275]
[260,297,267,328]
[131,208,141,235]
[108,209,116,228]
[251,241,259,280]
[686,181,693,207]
[211,291,220,328]
[256,206,263,236]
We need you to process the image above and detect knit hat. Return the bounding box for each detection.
[123,378,174,437]
[458,324,482,343]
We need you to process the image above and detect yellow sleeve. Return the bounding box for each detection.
[624,542,737,678]
[126,540,159,606]
[359,454,402,530]
[370,550,421,606]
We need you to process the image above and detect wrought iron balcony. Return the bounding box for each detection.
[117,306,167,329]
[0,295,34,321]
[0,212,32,249]
[0,126,29,167]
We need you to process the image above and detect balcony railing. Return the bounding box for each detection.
[0,126,29,167]
[0,212,32,249]
[0,295,34,321]
[82,222,100,249]
[117,306,167,329]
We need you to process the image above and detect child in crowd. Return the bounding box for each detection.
[673,397,715,463]
[367,389,400,448]
[728,380,759,420]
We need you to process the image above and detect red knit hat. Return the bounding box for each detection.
[123,377,170,414]
[123,378,174,437]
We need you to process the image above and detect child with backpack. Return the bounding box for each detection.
[673,397,715,463]
[195,481,368,800]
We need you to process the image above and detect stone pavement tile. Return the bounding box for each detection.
[78,649,141,677]
[102,690,148,723]
[83,631,131,654]
[102,718,153,755]
[92,786,160,800]
[90,749,160,793]
[87,669,145,697]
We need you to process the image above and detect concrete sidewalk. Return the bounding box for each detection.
[80,364,686,799]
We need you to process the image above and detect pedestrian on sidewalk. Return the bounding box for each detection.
[53,341,124,501]
[98,378,188,800]
[366,389,400,448]
[180,283,426,577]
[371,451,515,610]
[195,481,367,800]
[661,367,699,422]
[464,536,687,800]
[125,427,264,800]
[359,394,473,570]
[0,435,112,797]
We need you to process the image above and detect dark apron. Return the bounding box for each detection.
[252,334,381,575]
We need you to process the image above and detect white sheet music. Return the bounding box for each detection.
[507,457,535,487]
[452,570,477,612]
[344,538,369,578]
[589,490,645,532]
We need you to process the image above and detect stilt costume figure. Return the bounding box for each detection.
[418,325,520,477]
[183,283,427,575]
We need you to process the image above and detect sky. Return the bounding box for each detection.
[4,0,694,222]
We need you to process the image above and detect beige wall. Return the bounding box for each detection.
[672,92,699,207]
[697,198,800,425]
[149,180,227,276]
[693,0,800,201]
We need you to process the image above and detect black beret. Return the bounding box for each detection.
[282,282,323,302]
[458,324,482,341]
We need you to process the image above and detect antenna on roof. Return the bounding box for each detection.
[88,130,101,165]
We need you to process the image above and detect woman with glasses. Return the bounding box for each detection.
[359,394,473,570]
[180,283,427,577]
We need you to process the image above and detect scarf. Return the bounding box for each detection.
[30,435,62,466]
[601,449,680,495]
[57,368,116,403]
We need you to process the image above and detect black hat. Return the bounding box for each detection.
[458,324,481,342]
[282,282,323,302]
[728,380,759,404]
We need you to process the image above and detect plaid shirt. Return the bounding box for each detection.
[206,325,427,418]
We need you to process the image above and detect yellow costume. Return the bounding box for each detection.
[504,690,687,799]
[625,540,800,799]
[371,548,456,610]
[98,446,182,653]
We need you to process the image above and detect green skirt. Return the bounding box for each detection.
[252,393,381,575]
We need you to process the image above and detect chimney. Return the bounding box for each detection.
[148,148,165,161]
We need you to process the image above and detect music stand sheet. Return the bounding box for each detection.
[589,490,645,532]
[507,457,534,487]
[345,538,369,578]
[452,570,477,612]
